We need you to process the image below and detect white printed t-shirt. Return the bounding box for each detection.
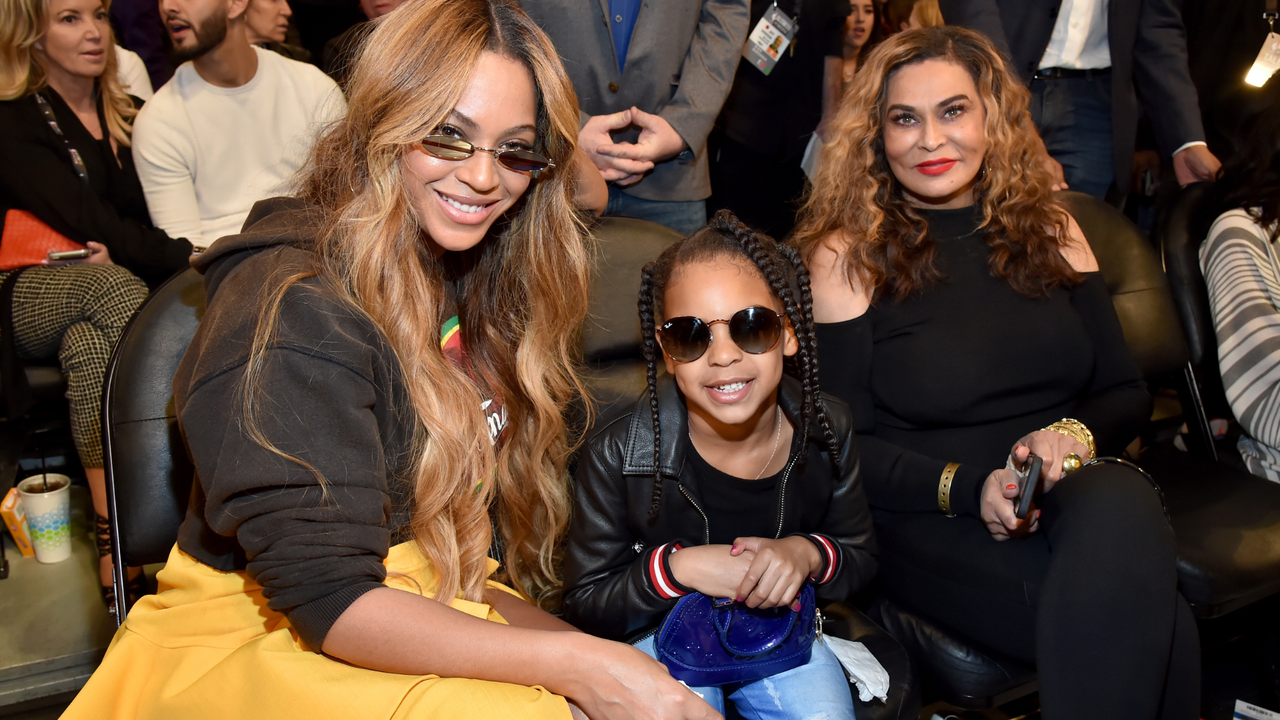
[133,46,345,248]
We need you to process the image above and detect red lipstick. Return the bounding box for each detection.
[916,158,957,176]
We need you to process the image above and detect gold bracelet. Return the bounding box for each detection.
[938,462,961,517]
[1043,418,1096,460]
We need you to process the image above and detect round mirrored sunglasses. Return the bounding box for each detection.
[657,306,785,363]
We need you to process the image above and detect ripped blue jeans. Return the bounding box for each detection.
[632,633,856,720]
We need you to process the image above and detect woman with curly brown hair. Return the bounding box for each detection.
[61,1,719,719]
[793,26,1198,718]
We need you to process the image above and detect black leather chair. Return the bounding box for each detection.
[0,363,73,490]
[874,191,1280,709]
[101,268,204,621]
[1156,182,1231,455]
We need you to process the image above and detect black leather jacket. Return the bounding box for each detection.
[563,375,878,641]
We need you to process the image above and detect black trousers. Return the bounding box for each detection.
[874,463,1199,719]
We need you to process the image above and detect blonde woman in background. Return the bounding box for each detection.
[60,1,722,719]
[0,0,193,612]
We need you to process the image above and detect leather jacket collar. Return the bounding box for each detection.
[621,374,810,478]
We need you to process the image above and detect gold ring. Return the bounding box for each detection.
[1061,453,1083,476]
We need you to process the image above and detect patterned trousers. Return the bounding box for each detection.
[2,264,148,467]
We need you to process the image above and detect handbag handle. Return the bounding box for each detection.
[712,598,801,659]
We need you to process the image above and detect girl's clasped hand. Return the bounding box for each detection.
[668,536,822,609]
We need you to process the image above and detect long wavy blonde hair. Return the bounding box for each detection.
[248,0,592,608]
[793,26,1079,302]
[0,0,137,146]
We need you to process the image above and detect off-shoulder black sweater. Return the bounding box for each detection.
[814,206,1151,518]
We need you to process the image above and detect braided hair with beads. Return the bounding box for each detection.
[637,210,841,521]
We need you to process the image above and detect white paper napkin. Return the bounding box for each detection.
[825,635,889,702]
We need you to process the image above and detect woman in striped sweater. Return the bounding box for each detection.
[1198,72,1280,482]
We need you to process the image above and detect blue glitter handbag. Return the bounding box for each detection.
[654,584,817,686]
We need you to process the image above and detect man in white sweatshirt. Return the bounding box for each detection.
[133,0,345,248]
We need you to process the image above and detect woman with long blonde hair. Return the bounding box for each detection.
[0,0,193,611]
[62,1,716,719]
[794,27,1198,718]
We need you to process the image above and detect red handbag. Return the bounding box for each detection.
[0,209,85,271]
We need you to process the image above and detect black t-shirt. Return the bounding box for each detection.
[686,432,802,545]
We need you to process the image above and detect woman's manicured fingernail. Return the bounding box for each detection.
[731,544,739,552]
[1006,483,1017,490]
[790,600,802,611]
[735,597,744,602]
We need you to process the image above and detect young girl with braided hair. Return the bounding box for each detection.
[563,210,878,719]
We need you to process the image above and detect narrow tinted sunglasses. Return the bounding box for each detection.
[658,307,785,363]
[419,134,556,175]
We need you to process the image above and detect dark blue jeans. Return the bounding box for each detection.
[1029,73,1115,200]
[605,187,707,236]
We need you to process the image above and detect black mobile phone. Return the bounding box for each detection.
[1015,454,1043,520]
[47,248,92,261]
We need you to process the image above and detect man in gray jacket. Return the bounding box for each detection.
[521,0,749,234]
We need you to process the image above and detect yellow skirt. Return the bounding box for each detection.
[63,543,571,719]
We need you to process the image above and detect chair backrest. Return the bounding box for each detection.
[581,216,684,420]
[1057,191,1190,380]
[1153,183,1233,411]
[102,268,205,575]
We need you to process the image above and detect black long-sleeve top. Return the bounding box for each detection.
[0,87,192,286]
[814,206,1151,518]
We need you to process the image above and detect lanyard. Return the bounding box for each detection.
[33,93,89,184]
[768,0,803,22]
[769,0,803,55]
[1268,0,1277,32]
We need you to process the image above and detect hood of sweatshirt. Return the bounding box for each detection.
[192,196,322,302]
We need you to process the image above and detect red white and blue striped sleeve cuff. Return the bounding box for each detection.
[804,533,840,585]
[647,542,694,599]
